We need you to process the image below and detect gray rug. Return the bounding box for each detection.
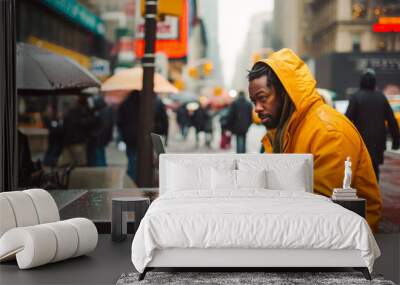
[116,271,396,285]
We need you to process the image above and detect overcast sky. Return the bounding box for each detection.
[218,0,274,87]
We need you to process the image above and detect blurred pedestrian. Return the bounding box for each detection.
[153,96,169,146]
[226,91,253,153]
[117,91,140,182]
[219,106,232,149]
[248,48,381,232]
[18,130,35,188]
[60,96,98,166]
[176,103,191,140]
[192,102,213,148]
[42,105,63,167]
[345,69,400,180]
[87,95,114,167]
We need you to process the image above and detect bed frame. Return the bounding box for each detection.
[139,154,371,281]
[140,248,370,280]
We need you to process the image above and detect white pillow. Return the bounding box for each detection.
[165,159,236,192]
[211,169,268,190]
[237,159,308,191]
[167,162,211,191]
[266,164,307,191]
[211,168,236,190]
[236,169,267,189]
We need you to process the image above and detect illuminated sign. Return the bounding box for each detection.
[134,0,188,59]
[373,23,400,32]
[373,17,400,33]
[378,17,400,24]
[354,57,400,72]
[135,16,179,40]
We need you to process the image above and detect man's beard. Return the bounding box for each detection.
[263,115,279,129]
[262,98,284,129]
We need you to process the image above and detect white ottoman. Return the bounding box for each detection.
[0,189,98,269]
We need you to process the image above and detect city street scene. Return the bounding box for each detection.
[1,0,400,284]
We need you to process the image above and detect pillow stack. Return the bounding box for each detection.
[164,158,309,193]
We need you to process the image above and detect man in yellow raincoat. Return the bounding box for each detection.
[248,48,381,232]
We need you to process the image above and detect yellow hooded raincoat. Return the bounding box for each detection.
[258,49,382,232]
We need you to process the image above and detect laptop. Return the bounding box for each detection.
[150,133,166,159]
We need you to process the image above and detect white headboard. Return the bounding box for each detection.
[159,153,313,195]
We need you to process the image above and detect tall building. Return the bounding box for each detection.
[305,0,400,98]
[305,0,400,58]
[88,0,135,43]
[17,0,111,67]
[273,0,400,58]
[231,12,273,91]
[182,0,208,92]
[17,0,113,81]
[272,0,306,56]
[88,0,136,73]
[273,0,400,98]
[197,0,223,86]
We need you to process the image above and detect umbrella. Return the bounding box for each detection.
[17,43,100,95]
[101,67,179,94]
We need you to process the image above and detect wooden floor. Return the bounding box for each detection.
[1,234,398,285]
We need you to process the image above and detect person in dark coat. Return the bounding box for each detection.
[219,106,232,149]
[192,103,213,147]
[153,97,169,146]
[345,69,400,180]
[87,95,114,167]
[176,103,190,140]
[117,91,140,182]
[42,105,64,167]
[61,96,98,166]
[18,130,35,188]
[226,91,253,153]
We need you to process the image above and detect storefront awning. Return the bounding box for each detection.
[41,0,105,36]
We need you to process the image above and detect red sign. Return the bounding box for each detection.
[134,0,188,59]
[373,23,400,33]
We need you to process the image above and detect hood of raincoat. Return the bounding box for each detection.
[257,48,324,147]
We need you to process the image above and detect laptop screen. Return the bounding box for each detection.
[150,133,166,157]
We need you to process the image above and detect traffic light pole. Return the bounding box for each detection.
[0,0,18,191]
[137,0,157,187]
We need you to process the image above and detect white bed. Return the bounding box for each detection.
[131,154,380,280]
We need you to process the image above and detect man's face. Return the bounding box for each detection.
[249,75,283,129]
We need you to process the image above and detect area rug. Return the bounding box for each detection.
[116,271,396,285]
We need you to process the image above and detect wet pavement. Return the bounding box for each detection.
[380,151,400,233]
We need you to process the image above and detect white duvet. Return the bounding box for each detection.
[131,190,380,273]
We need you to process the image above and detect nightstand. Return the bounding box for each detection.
[111,197,150,242]
[332,198,366,218]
